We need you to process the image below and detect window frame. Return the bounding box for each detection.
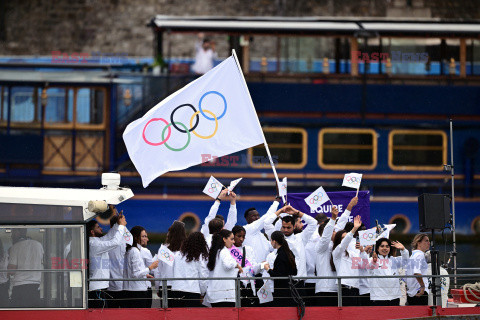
[248,127,307,169]
[388,129,447,171]
[0,224,87,310]
[318,128,377,170]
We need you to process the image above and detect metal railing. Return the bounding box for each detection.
[87,273,480,310]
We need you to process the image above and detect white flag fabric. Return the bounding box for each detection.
[304,186,330,211]
[123,55,265,187]
[342,173,363,190]
[376,224,396,241]
[122,227,133,246]
[227,177,242,194]
[257,283,274,304]
[202,176,223,199]
[157,245,175,267]
[358,227,378,246]
[278,177,287,198]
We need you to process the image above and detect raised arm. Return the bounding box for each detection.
[316,207,338,253]
[264,203,286,239]
[333,215,361,259]
[90,216,127,256]
[299,211,318,246]
[335,196,358,231]
[223,192,237,231]
[244,200,280,235]
[200,190,227,237]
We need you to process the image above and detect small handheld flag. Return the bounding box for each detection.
[227,177,242,195]
[278,177,287,199]
[304,186,331,211]
[342,172,363,196]
[202,176,223,199]
[158,245,175,267]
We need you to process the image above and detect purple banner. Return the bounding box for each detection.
[284,191,370,228]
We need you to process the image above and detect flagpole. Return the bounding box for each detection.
[231,49,285,203]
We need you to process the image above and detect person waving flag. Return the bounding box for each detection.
[123,53,265,187]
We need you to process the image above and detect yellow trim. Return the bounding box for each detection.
[388,129,447,171]
[388,214,412,234]
[178,211,201,232]
[318,128,377,170]
[471,216,480,235]
[248,127,307,169]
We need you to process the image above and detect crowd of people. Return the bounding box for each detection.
[87,189,432,308]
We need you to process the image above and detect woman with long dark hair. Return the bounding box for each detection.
[155,221,187,294]
[204,229,243,307]
[331,215,363,306]
[368,238,409,306]
[264,231,297,307]
[170,232,209,308]
[124,226,159,308]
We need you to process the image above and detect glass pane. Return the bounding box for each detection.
[0,226,84,308]
[76,88,105,125]
[0,203,84,223]
[393,150,444,166]
[42,88,73,124]
[393,134,443,147]
[10,87,40,123]
[252,146,302,165]
[323,149,373,165]
[264,131,303,144]
[323,133,373,146]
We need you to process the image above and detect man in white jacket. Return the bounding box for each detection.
[264,204,318,299]
[243,196,281,262]
[87,214,127,308]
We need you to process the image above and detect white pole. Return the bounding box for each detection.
[231,50,285,203]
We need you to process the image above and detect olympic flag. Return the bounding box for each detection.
[358,227,377,246]
[304,186,331,211]
[202,176,223,199]
[123,55,265,187]
[342,173,363,190]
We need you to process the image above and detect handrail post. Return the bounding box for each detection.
[337,277,342,308]
[162,279,168,308]
[235,278,241,308]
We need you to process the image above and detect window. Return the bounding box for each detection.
[0,224,85,309]
[76,88,105,125]
[42,88,74,125]
[389,130,447,170]
[318,128,377,170]
[248,127,307,169]
[9,87,41,124]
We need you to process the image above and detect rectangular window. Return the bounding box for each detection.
[248,127,307,169]
[10,87,41,124]
[0,225,85,309]
[319,128,377,170]
[389,130,447,170]
[76,88,105,125]
[42,88,74,125]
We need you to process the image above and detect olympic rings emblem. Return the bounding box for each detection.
[362,233,375,240]
[160,249,174,262]
[123,231,131,242]
[309,192,324,204]
[259,288,268,299]
[208,182,218,194]
[346,176,361,184]
[281,183,286,190]
[142,91,227,151]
